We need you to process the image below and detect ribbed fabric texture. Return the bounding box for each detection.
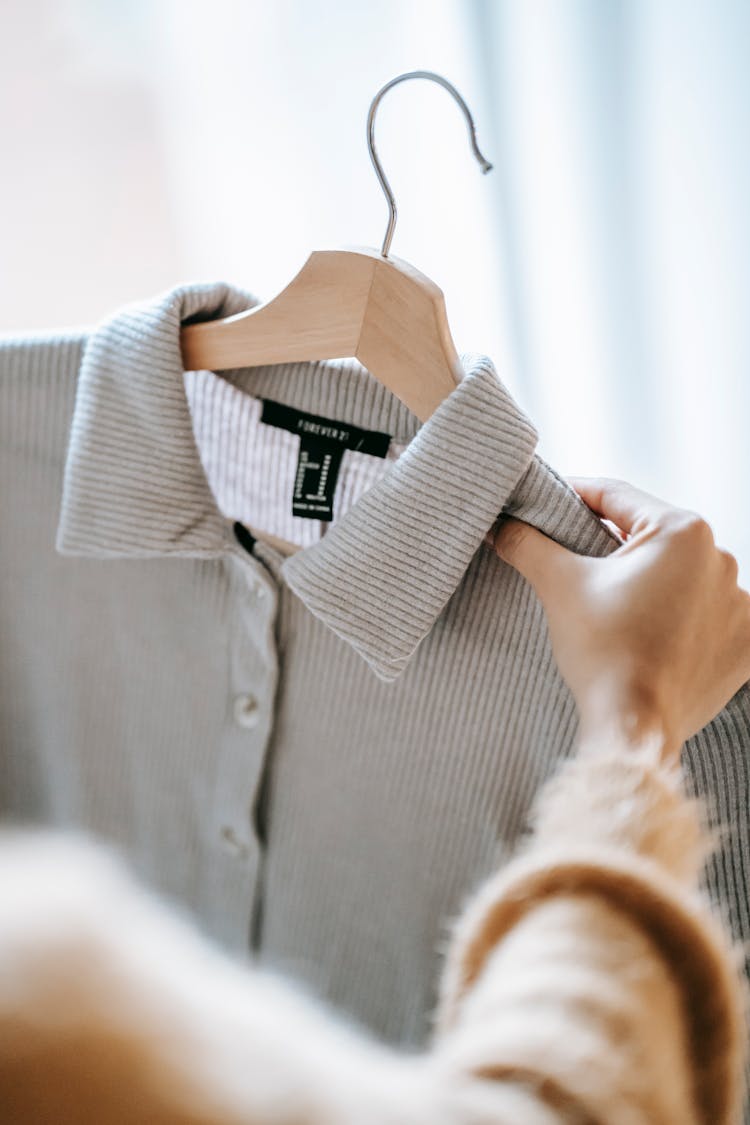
[1,283,749,1085]
[282,358,538,678]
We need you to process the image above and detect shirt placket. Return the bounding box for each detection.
[211,541,280,949]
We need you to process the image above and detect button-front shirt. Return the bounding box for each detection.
[1,282,749,1049]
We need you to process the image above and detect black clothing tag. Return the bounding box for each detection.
[260,399,392,521]
[291,437,343,520]
[260,399,392,457]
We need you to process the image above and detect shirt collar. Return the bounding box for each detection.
[56,282,538,680]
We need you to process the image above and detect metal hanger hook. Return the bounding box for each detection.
[366,69,493,259]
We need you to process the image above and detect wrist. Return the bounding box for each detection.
[576,680,683,762]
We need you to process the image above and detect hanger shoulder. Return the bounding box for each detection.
[358,251,463,420]
[180,250,375,372]
[180,246,464,421]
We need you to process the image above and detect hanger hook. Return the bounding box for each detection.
[366,69,493,259]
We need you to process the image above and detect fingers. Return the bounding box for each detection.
[493,517,576,595]
[567,476,673,537]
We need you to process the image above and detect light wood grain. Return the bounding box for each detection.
[180,247,464,422]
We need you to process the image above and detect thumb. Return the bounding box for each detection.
[492,517,576,596]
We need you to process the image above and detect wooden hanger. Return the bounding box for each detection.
[180,70,493,424]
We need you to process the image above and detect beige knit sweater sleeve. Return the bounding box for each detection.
[433,738,748,1124]
[0,738,745,1125]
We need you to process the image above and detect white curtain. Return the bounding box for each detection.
[2,0,748,577]
[474,0,750,583]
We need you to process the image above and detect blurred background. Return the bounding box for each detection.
[2,0,748,577]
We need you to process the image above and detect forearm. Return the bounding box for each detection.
[433,728,747,1124]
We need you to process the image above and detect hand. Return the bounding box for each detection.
[490,478,750,760]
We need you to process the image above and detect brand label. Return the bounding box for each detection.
[260,399,392,521]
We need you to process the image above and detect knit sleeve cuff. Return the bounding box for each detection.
[527,740,711,884]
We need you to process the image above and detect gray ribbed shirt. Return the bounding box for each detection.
[1,282,749,1051]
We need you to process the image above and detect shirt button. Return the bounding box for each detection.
[220,825,251,858]
[233,692,260,729]
[247,576,270,606]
